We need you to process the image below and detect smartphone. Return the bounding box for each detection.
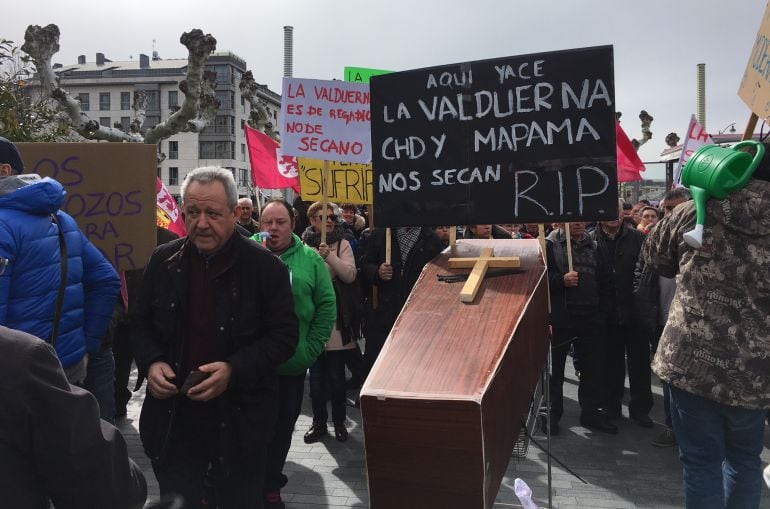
[180,370,210,394]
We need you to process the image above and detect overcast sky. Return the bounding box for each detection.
[5,0,765,178]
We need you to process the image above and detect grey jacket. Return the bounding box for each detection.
[0,326,146,509]
[642,180,770,409]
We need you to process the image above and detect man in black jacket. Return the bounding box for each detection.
[591,202,651,427]
[131,167,298,508]
[546,222,616,434]
[0,325,146,509]
[360,226,443,378]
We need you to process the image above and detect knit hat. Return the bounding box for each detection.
[0,137,24,174]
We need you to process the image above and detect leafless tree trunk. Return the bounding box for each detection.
[240,71,280,141]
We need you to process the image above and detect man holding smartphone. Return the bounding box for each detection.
[131,167,298,508]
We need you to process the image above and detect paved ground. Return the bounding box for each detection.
[119,365,770,508]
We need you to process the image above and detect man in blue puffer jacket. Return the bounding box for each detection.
[0,137,120,384]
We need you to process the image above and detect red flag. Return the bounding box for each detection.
[245,125,300,192]
[155,177,187,238]
[616,121,645,182]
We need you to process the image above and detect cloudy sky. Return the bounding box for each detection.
[5,0,765,178]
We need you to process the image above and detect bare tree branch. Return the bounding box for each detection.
[631,110,653,151]
[22,25,219,146]
[23,24,143,142]
[130,91,146,134]
[239,70,279,141]
[665,132,680,147]
[144,30,218,145]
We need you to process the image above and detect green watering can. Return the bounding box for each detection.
[681,140,765,248]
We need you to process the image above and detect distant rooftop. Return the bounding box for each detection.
[56,59,188,73]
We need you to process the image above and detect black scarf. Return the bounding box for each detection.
[302,224,345,248]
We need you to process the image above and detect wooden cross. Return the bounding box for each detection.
[447,247,520,303]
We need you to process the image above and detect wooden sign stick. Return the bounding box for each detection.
[321,160,330,245]
[449,226,457,248]
[385,227,392,265]
[564,223,574,272]
[742,112,759,141]
[538,224,551,313]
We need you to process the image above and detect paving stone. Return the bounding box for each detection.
[119,363,770,508]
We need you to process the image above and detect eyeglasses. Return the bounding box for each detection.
[312,214,337,222]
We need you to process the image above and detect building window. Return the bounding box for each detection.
[120,116,131,130]
[168,90,178,108]
[238,168,248,187]
[142,115,160,130]
[78,93,90,111]
[168,167,179,186]
[212,65,231,84]
[157,167,162,178]
[99,92,110,111]
[215,115,229,135]
[99,117,111,127]
[240,118,245,130]
[121,92,131,110]
[241,143,246,162]
[215,91,232,110]
[168,141,178,160]
[145,91,159,110]
[199,141,235,159]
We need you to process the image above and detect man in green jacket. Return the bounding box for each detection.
[254,199,336,509]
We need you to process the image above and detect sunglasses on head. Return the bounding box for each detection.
[313,214,337,222]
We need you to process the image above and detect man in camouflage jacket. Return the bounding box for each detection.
[642,158,770,508]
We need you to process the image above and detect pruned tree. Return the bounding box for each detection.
[665,132,680,147]
[616,110,654,151]
[21,24,219,145]
[240,70,280,141]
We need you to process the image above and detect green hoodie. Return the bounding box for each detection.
[252,233,336,375]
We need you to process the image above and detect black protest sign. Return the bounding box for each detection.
[370,45,618,227]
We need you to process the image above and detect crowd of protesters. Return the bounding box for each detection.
[2,131,769,508]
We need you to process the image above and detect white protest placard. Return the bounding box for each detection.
[674,114,714,186]
[281,77,372,164]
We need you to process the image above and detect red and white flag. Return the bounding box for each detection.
[245,125,300,192]
[155,177,187,238]
[616,121,646,182]
[674,114,714,186]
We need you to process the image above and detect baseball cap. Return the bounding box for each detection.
[0,137,24,174]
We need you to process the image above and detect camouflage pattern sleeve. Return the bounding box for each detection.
[642,201,696,279]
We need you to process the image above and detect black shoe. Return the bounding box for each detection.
[334,423,348,442]
[605,407,622,420]
[303,423,328,444]
[580,415,618,434]
[630,413,654,428]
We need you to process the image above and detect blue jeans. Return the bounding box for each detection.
[309,351,347,426]
[670,386,766,509]
[84,347,116,424]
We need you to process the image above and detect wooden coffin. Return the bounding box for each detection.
[360,239,549,509]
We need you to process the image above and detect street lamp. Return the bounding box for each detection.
[718,122,737,135]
